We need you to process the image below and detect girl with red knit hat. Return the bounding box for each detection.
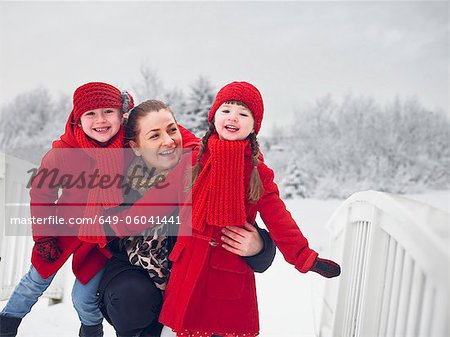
[97,99,277,337]
[158,81,341,337]
[0,82,134,337]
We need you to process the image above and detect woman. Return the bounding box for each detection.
[98,100,277,337]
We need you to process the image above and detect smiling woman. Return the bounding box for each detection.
[127,101,183,174]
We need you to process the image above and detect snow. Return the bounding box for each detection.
[1,191,447,337]
[401,189,449,213]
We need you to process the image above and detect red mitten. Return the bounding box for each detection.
[310,257,341,278]
[33,237,62,262]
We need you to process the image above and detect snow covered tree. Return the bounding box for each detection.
[280,161,317,199]
[163,88,186,121]
[132,64,186,118]
[266,94,450,199]
[178,76,215,137]
[0,87,71,164]
[37,92,71,148]
[133,65,165,102]
[0,87,54,150]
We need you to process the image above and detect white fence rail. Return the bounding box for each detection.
[320,191,449,337]
[0,152,66,302]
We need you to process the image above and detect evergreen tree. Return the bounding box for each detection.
[164,88,186,119]
[280,161,316,199]
[267,94,450,199]
[133,65,164,102]
[180,76,215,137]
[132,64,185,117]
[0,87,54,150]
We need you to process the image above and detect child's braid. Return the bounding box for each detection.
[248,132,264,202]
[189,123,215,189]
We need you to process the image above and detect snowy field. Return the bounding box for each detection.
[1,191,448,337]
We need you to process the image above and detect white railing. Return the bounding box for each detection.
[0,152,66,302]
[320,190,449,337]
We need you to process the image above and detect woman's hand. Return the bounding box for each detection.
[221,222,264,257]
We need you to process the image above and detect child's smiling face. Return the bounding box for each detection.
[214,102,255,141]
[79,108,122,145]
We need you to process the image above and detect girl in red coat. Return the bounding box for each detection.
[159,82,341,337]
[0,82,134,337]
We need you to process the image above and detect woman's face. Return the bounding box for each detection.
[130,109,183,173]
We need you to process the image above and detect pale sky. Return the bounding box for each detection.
[0,1,448,136]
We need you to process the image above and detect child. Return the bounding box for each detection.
[0,82,134,337]
[158,82,341,337]
[98,100,277,337]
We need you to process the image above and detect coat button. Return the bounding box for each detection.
[209,240,218,246]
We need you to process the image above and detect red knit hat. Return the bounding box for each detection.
[72,82,134,122]
[208,81,264,134]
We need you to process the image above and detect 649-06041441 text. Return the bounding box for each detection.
[9,215,181,226]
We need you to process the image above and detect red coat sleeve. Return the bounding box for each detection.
[108,153,192,237]
[29,150,60,241]
[178,124,200,150]
[255,163,318,273]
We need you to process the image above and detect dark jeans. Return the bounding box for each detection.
[101,269,163,337]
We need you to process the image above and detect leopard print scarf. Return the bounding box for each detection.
[124,156,170,291]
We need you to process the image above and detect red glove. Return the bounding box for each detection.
[33,237,62,262]
[310,257,341,278]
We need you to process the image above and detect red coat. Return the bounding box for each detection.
[29,124,199,283]
[159,148,318,335]
[30,148,112,284]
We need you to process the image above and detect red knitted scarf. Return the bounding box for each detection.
[53,117,124,246]
[191,134,249,232]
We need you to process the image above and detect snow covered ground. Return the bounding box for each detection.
[1,191,448,337]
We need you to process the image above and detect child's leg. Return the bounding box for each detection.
[71,268,105,327]
[0,265,54,318]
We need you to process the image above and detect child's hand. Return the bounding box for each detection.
[221,222,263,257]
[310,257,341,278]
[33,237,62,262]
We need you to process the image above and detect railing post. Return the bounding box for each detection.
[0,152,5,257]
[319,205,348,337]
[0,152,66,303]
[321,191,449,337]
[0,152,7,293]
